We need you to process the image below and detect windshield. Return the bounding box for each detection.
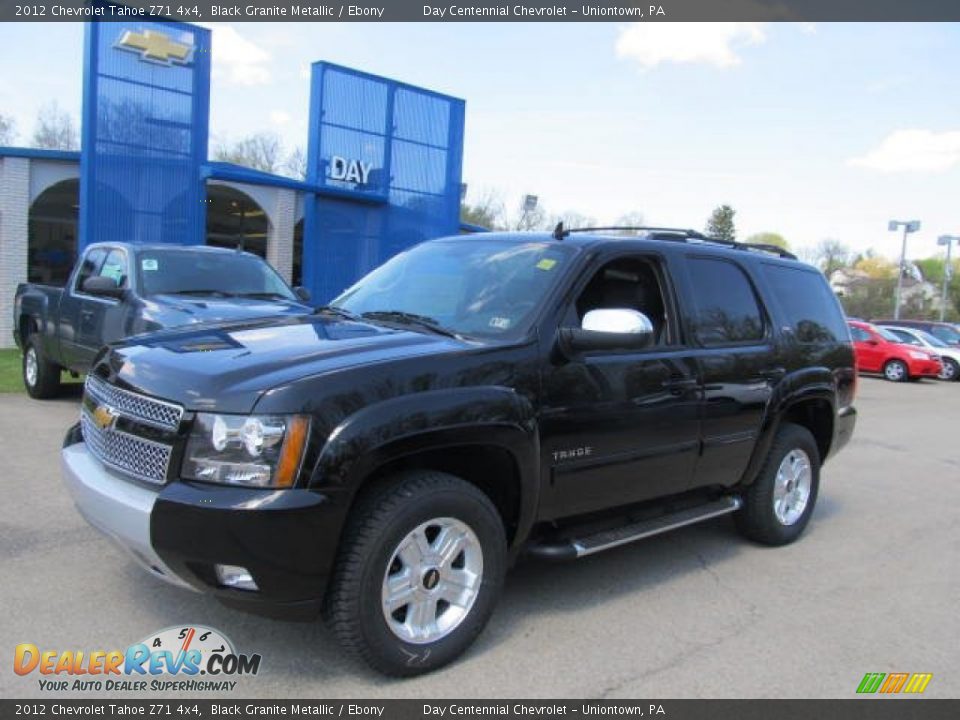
[332,238,577,338]
[137,250,297,301]
[929,324,960,344]
[875,327,903,343]
[913,329,949,348]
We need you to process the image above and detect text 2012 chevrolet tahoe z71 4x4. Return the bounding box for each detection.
[61,228,857,676]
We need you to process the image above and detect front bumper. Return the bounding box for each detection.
[61,441,193,590]
[61,432,349,620]
[911,359,942,377]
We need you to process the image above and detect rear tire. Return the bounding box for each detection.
[736,423,820,546]
[23,336,61,399]
[882,359,909,383]
[324,471,507,676]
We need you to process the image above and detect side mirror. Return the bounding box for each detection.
[867,339,879,346]
[294,286,311,302]
[82,276,125,299]
[557,308,654,357]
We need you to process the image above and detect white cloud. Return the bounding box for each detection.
[615,22,766,69]
[269,110,290,127]
[202,24,271,86]
[848,129,960,173]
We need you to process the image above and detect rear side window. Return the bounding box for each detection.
[849,326,871,342]
[686,257,765,346]
[762,264,849,343]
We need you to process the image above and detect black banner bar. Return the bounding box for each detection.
[2,700,959,719]
[2,0,960,22]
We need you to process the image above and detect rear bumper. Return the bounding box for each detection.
[61,429,348,621]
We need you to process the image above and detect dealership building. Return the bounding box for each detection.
[0,21,474,348]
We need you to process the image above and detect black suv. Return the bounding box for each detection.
[61,228,857,676]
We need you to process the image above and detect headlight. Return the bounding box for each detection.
[908,351,929,360]
[182,413,310,488]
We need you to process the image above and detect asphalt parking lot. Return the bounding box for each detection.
[1,377,958,699]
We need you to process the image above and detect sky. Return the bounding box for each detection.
[1,21,958,260]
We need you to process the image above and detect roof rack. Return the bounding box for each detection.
[551,222,797,260]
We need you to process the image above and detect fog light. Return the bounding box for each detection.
[215,564,258,591]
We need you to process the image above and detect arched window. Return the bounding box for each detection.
[206,184,269,258]
[28,179,79,287]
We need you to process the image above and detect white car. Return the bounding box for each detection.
[884,326,960,381]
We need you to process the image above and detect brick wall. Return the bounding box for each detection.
[0,157,30,350]
[267,187,296,284]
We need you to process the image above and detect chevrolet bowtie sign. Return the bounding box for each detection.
[116,29,194,67]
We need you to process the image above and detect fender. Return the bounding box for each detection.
[311,386,540,550]
[738,366,837,486]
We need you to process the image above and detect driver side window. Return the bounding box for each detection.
[566,256,673,347]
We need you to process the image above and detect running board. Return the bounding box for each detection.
[528,496,743,560]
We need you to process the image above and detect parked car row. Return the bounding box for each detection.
[848,319,960,382]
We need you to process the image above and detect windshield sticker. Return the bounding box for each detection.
[536,258,557,271]
[142,258,159,272]
[489,316,511,329]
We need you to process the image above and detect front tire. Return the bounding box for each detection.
[939,358,959,382]
[324,471,507,676]
[23,336,62,399]
[736,423,820,546]
[883,359,909,383]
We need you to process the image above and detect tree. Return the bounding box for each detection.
[705,204,736,242]
[284,146,307,180]
[813,238,851,276]
[611,211,646,235]
[0,113,15,145]
[214,132,283,173]
[746,232,789,250]
[32,102,78,150]
[551,210,597,231]
[854,254,897,280]
[512,196,548,231]
[460,188,505,229]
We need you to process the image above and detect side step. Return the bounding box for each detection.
[528,496,743,560]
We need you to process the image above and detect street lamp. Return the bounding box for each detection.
[937,235,958,322]
[888,219,921,320]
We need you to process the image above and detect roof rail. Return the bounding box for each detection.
[551,222,797,260]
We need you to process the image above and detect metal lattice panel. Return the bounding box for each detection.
[84,375,183,431]
[80,411,172,486]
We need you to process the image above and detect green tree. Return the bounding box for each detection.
[814,238,851,276]
[746,232,788,250]
[459,188,505,230]
[706,204,736,242]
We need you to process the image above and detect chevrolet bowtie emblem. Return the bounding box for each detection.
[92,404,119,431]
[116,29,194,66]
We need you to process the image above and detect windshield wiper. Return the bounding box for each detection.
[237,292,294,301]
[168,289,235,298]
[360,310,461,339]
[313,305,360,320]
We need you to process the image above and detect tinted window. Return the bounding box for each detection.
[762,264,848,343]
[75,248,107,292]
[687,257,764,345]
[887,329,920,346]
[98,249,128,289]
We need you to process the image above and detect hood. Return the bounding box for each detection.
[145,294,311,326]
[102,315,469,413]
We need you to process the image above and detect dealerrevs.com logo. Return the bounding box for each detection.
[14,625,261,693]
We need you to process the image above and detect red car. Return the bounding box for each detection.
[848,321,941,382]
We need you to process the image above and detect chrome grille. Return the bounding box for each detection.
[84,375,183,431]
[81,411,173,485]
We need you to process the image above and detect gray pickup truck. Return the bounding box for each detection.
[13,242,312,398]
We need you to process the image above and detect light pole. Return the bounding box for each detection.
[888,220,921,320]
[937,235,958,322]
